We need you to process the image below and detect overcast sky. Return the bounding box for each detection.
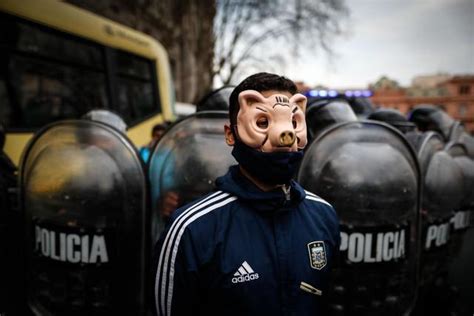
[284,0,474,89]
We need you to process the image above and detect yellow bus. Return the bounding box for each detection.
[0,0,176,166]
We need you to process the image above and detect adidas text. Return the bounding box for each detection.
[232,273,259,283]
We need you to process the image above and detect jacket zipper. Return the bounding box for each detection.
[281,185,291,202]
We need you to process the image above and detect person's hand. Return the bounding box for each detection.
[161,191,179,218]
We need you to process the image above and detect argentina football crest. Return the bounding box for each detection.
[307,241,327,270]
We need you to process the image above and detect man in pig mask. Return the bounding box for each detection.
[153,73,340,316]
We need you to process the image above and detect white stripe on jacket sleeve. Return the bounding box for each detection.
[154,191,237,316]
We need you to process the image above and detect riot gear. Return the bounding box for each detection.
[406,132,465,315]
[20,120,148,315]
[82,109,128,133]
[409,105,474,158]
[196,86,235,112]
[368,108,416,134]
[298,120,420,315]
[349,97,376,119]
[409,105,455,141]
[408,106,474,313]
[444,142,474,314]
[305,92,375,119]
[305,99,357,141]
[148,111,236,241]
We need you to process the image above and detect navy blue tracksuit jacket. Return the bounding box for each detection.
[153,166,340,316]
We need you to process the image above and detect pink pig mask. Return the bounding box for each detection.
[235,90,308,152]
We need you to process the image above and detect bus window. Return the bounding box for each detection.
[14,17,103,69]
[0,79,12,126]
[0,14,109,130]
[116,50,151,79]
[116,50,157,124]
[5,56,108,129]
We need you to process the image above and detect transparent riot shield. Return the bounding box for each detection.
[444,143,474,314]
[410,132,464,225]
[148,111,236,242]
[298,121,420,315]
[456,131,474,159]
[406,132,465,315]
[19,120,148,315]
[445,143,474,232]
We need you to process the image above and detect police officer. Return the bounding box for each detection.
[152,73,340,316]
[140,123,168,163]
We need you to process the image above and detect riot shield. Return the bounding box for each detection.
[409,133,464,222]
[407,132,465,315]
[19,120,148,315]
[457,131,474,159]
[148,111,236,242]
[445,143,474,231]
[444,143,474,314]
[298,120,420,315]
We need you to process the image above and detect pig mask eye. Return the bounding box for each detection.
[256,116,269,129]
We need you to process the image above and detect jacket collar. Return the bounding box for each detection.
[215,165,306,213]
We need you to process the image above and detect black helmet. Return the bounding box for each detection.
[82,109,127,133]
[196,86,235,112]
[408,105,454,140]
[368,108,416,133]
[306,99,357,140]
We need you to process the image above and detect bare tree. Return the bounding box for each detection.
[213,0,349,85]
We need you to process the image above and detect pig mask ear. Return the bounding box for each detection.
[235,90,267,146]
[238,90,266,109]
[289,93,307,113]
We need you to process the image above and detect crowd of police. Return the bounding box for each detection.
[0,87,473,315]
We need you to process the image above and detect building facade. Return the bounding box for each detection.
[370,75,474,134]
